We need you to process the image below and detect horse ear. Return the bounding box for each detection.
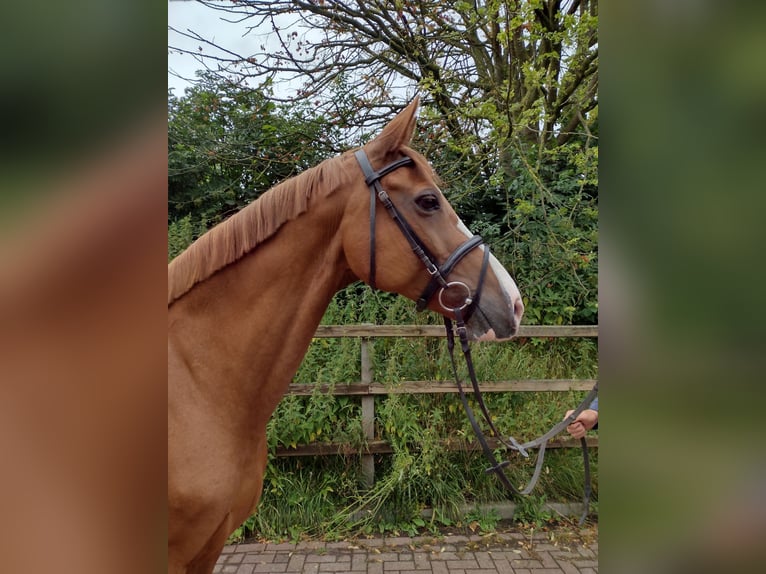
[368,96,420,157]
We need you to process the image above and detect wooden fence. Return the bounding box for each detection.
[276,324,598,487]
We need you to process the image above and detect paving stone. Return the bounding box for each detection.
[266,543,296,552]
[238,544,267,553]
[326,541,353,550]
[489,558,512,573]
[383,560,416,571]
[286,554,305,572]
[554,560,580,574]
[429,551,460,561]
[319,563,355,572]
[299,541,328,550]
[442,535,470,544]
[306,554,339,563]
[444,559,479,570]
[386,536,417,547]
[351,553,368,571]
[253,563,286,573]
[510,559,543,569]
[243,553,272,564]
[413,552,432,570]
[474,552,494,569]
[499,549,532,560]
[376,552,406,562]
[536,551,559,568]
[212,528,598,574]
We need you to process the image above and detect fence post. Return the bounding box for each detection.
[360,335,375,488]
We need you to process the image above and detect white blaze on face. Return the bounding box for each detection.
[455,219,522,310]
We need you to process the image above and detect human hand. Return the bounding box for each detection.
[564,409,598,439]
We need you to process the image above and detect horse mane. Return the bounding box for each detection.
[168,153,348,306]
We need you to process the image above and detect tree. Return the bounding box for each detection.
[168,72,342,233]
[172,1,597,158]
[169,3,598,322]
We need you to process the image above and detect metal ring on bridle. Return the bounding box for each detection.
[438,281,473,312]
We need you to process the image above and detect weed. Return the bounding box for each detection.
[465,507,501,534]
[514,494,553,528]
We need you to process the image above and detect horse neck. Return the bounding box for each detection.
[168,202,353,426]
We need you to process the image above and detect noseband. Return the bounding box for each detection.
[354,149,489,316]
[354,149,597,524]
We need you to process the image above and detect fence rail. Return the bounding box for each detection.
[274,437,599,458]
[279,324,598,487]
[286,379,597,396]
[313,324,598,338]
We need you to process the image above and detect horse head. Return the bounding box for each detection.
[341,97,524,341]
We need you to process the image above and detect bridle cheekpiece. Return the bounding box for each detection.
[354,149,489,317]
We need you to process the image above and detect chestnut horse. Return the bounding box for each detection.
[168,98,524,574]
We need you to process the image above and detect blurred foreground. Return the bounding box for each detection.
[0,4,167,573]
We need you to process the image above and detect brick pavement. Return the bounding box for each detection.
[213,529,598,573]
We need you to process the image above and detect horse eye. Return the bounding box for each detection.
[415,194,440,212]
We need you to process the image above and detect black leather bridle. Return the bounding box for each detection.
[355,149,598,525]
[354,149,489,317]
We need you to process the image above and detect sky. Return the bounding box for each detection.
[168,1,262,95]
[168,1,314,98]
